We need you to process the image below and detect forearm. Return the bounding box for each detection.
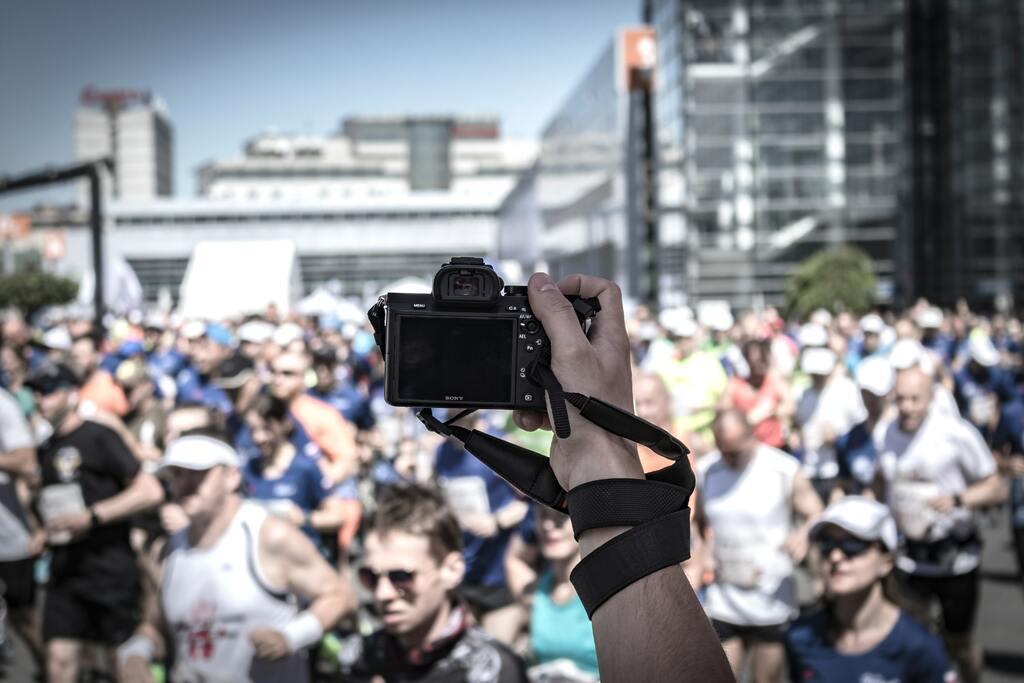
[0,448,35,477]
[589,559,732,681]
[93,473,164,524]
[309,505,345,532]
[304,571,355,629]
[962,475,1008,508]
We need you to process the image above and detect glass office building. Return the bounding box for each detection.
[647,0,906,307]
[908,0,1024,308]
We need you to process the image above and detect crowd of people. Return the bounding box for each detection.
[0,289,1021,682]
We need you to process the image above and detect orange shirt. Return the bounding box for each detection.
[79,370,129,417]
[289,393,357,479]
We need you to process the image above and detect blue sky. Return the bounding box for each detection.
[0,0,638,211]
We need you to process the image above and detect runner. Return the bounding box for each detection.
[337,483,527,682]
[118,434,354,683]
[834,356,895,495]
[26,362,165,683]
[794,346,867,503]
[785,496,954,682]
[0,385,43,671]
[873,366,1007,683]
[698,409,823,683]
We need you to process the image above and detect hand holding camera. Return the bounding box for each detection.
[512,272,644,491]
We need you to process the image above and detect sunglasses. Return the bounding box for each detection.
[357,567,416,598]
[272,368,302,377]
[817,536,874,558]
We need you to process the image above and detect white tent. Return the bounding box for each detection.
[179,240,302,320]
[375,277,431,299]
[297,286,340,316]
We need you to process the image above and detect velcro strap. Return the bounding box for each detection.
[570,509,691,618]
[566,479,688,540]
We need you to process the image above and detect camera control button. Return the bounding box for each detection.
[523,393,534,402]
[524,320,540,334]
[526,344,535,353]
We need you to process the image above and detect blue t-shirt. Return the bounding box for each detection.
[530,570,599,678]
[435,437,516,588]
[242,452,329,545]
[175,366,233,417]
[991,400,1024,454]
[835,421,878,492]
[309,383,375,431]
[786,610,952,683]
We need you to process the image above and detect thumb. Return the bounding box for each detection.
[527,273,588,359]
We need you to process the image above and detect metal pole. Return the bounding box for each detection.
[88,166,105,332]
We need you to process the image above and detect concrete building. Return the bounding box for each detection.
[43,114,536,305]
[74,87,173,202]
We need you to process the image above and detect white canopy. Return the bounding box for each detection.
[179,240,302,320]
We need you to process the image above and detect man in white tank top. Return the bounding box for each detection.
[117,435,355,683]
[696,409,823,683]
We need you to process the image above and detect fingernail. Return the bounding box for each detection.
[534,273,557,291]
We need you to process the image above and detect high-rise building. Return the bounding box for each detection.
[907,0,1024,308]
[647,0,906,308]
[74,87,173,202]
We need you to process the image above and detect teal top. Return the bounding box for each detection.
[529,569,599,678]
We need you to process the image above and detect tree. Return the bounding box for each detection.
[0,271,78,319]
[784,247,876,319]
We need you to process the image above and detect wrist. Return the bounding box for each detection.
[563,439,644,491]
[281,611,323,652]
[117,634,155,669]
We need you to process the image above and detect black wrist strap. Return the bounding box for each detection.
[570,508,691,618]
[566,478,688,540]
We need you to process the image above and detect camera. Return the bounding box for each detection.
[375,257,575,410]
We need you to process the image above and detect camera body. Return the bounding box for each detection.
[380,257,549,410]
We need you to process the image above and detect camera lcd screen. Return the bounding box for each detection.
[396,316,515,404]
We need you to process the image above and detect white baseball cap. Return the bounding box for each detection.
[915,307,944,329]
[860,313,885,335]
[181,320,207,340]
[160,435,241,471]
[968,334,1000,367]
[238,320,275,345]
[801,346,837,376]
[888,339,924,370]
[658,307,696,338]
[272,322,305,347]
[810,496,899,552]
[856,356,895,397]
[798,323,829,348]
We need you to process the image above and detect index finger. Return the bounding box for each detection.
[555,274,629,350]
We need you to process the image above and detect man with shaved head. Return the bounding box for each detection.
[874,365,1007,683]
[697,409,823,682]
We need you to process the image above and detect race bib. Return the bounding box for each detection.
[713,532,767,589]
[891,480,940,541]
[39,483,86,545]
[439,477,490,526]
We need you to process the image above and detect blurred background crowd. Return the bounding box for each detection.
[0,291,1021,681]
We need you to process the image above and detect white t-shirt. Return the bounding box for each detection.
[796,375,867,479]
[875,412,996,576]
[0,388,34,561]
[698,444,799,626]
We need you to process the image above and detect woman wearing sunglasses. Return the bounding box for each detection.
[527,506,599,681]
[785,496,955,682]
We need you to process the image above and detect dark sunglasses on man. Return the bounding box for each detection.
[358,567,417,598]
